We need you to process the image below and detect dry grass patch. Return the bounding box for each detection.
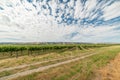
[12,46,120,80]
[0,49,93,69]
[94,53,120,80]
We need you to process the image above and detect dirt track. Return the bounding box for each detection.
[0,52,98,80]
[0,52,89,73]
[94,53,120,80]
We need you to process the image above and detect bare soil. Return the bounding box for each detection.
[94,53,120,80]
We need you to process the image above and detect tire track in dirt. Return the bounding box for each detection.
[0,52,89,73]
[0,52,99,80]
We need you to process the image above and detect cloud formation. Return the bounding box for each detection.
[0,0,120,43]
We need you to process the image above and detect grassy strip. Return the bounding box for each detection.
[12,46,120,80]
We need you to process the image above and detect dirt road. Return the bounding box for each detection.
[0,52,98,80]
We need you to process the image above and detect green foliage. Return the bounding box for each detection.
[0,44,112,58]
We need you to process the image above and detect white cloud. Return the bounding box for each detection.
[102,1,120,20]
[0,0,120,43]
[67,25,120,42]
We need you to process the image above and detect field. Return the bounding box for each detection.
[0,43,120,80]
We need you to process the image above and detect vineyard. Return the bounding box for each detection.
[0,44,120,80]
[0,44,110,58]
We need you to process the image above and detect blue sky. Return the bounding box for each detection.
[0,0,120,43]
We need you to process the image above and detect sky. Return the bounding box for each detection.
[0,0,120,43]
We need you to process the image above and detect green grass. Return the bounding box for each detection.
[0,71,12,77]
[13,46,120,80]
